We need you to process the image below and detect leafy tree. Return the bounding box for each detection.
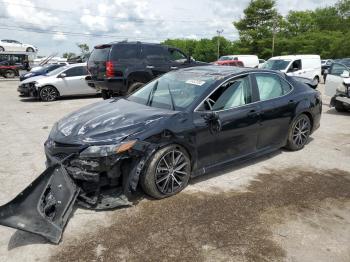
[76,43,90,56]
[62,52,76,59]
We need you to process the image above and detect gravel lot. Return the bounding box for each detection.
[0,80,349,262]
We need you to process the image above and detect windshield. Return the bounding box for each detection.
[219,56,233,61]
[262,59,291,70]
[46,65,69,76]
[128,71,217,111]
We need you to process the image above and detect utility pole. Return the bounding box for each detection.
[217,29,224,60]
[272,18,277,57]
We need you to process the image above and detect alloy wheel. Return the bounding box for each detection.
[155,150,189,195]
[40,87,58,101]
[292,117,310,147]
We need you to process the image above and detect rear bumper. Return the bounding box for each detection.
[87,78,127,94]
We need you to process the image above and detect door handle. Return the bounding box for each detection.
[146,65,155,69]
[247,109,260,117]
[171,66,178,70]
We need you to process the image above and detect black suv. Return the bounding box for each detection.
[87,41,206,99]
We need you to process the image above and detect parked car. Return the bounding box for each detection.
[19,64,65,81]
[262,55,322,86]
[0,66,322,243]
[87,41,207,99]
[0,62,19,78]
[258,59,266,68]
[213,60,244,67]
[17,63,99,101]
[0,39,38,52]
[325,60,350,112]
[218,55,259,68]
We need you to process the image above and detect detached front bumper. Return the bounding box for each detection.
[330,94,350,108]
[17,83,38,97]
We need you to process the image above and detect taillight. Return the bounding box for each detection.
[106,61,114,78]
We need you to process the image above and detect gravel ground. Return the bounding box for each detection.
[0,80,349,262]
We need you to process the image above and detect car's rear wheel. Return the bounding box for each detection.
[26,47,35,52]
[39,86,59,101]
[141,145,191,199]
[335,101,347,112]
[4,70,15,78]
[0,46,4,52]
[101,90,111,100]
[127,82,144,95]
[286,114,311,151]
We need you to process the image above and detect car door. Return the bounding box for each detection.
[287,59,303,77]
[252,73,294,150]
[325,63,349,97]
[57,66,92,96]
[193,74,261,168]
[141,44,170,77]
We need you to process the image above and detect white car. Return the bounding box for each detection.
[262,55,322,85]
[17,63,99,101]
[0,39,38,53]
[325,60,350,112]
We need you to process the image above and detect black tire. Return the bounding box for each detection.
[0,46,4,52]
[26,47,34,52]
[335,101,346,112]
[39,86,59,101]
[313,76,319,88]
[127,82,144,95]
[285,114,311,151]
[101,90,111,100]
[4,70,15,78]
[141,145,191,199]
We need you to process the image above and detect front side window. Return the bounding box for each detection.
[255,74,291,101]
[198,75,252,111]
[329,63,349,76]
[169,49,187,63]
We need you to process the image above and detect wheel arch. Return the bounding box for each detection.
[38,85,60,97]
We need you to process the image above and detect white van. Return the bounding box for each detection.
[262,55,322,84]
[218,55,259,68]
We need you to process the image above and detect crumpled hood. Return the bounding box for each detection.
[51,98,176,145]
[20,75,46,84]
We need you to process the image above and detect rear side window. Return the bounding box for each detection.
[90,47,110,62]
[64,66,87,77]
[110,44,139,60]
[255,74,291,101]
[141,45,168,61]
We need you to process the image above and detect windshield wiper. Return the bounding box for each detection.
[146,81,158,106]
[166,83,176,111]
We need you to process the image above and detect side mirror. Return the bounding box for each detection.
[59,73,66,78]
[341,71,350,78]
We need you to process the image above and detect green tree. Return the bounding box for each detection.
[76,43,90,56]
[234,0,279,55]
[62,52,76,59]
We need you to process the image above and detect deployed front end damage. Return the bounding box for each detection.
[0,140,155,243]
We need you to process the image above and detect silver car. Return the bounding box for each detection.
[18,63,99,101]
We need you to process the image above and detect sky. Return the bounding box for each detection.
[0,0,338,56]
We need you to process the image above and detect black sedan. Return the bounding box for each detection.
[0,66,322,243]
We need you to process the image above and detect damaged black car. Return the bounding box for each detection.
[0,66,322,243]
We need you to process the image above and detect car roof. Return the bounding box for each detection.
[176,65,283,78]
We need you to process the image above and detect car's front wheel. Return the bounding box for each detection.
[141,145,191,199]
[39,86,59,101]
[4,70,15,78]
[286,114,311,151]
[26,47,35,52]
